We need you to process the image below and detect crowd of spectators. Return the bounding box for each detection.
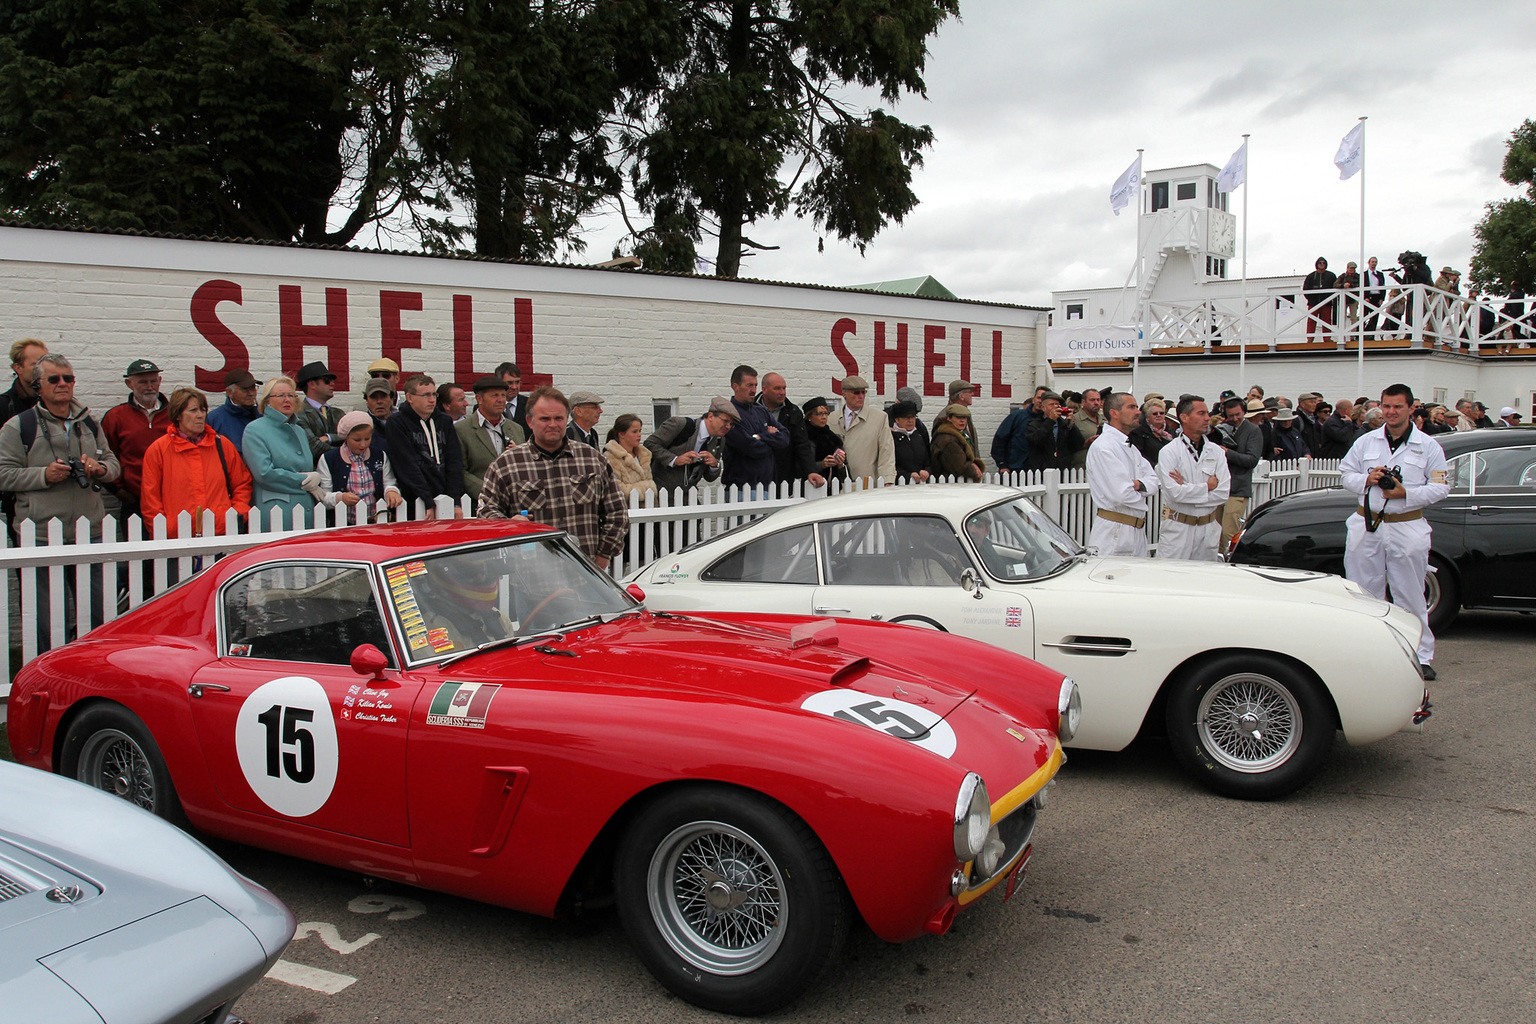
[1299,253,1529,344]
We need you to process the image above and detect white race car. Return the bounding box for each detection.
[630,485,1430,799]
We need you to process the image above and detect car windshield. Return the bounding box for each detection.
[380,536,636,662]
[963,498,1083,581]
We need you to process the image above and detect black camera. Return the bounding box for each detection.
[1378,466,1403,491]
[65,457,99,490]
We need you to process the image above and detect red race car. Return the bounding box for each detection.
[7,521,1075,1015]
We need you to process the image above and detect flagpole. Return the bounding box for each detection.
[1134,148,1144,397]
[1356,116,1367,399]
[1239,134,1250,395]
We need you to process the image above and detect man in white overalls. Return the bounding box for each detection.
[1087,392,1158,557]
[1155,396,1230,561]
[1340,384,1450,678]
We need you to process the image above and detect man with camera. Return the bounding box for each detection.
[0,353,120,648]
[1025,391,1083,470]
[1340,384,1449,678]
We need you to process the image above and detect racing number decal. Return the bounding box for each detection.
[801,691,958,758]
[235,677,340,817]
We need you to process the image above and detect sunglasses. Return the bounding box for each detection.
[844,388,867,395]
[369,371,394,378]
[46,374,75,384]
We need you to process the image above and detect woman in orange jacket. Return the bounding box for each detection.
[141,387,254,537]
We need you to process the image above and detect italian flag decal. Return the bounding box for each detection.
[426,681,501,729]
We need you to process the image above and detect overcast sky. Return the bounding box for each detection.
[572,0,1536,307]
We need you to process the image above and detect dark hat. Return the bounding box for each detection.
[1263,397,1280,411]
[888,399,918,418]
[125,358,161,377]
[471,374,508,393]
[295,361,335,386]
[223,367,256,388]
[1039,390,1063,403]
[1219,389,1237,400]
[363,378,395,398]
[801,396,831,415]
[948,379,975,397]
[943,403,972,418]
[709,396,741,422]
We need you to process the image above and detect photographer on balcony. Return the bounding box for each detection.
[0,353,120,647]
[1340,384,1448,680]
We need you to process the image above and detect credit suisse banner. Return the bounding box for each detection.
[1045,324,1146,362]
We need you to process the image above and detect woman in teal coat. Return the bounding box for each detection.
[241,377,320,529]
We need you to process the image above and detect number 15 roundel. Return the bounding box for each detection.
[234,676,340,817]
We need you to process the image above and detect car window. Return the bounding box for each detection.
[1471,445,1536,494]
[965,499,1082,580]
[223,564,393,666]
[703,525,818,584]
[383,537,634,661]
[1446,454,1472,494]
[819,516,972,587]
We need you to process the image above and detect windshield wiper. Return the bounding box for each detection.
[438,630,568,668]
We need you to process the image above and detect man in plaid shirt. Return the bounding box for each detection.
[478,386,629,570]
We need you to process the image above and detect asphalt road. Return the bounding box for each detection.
[222,610,1536,1024]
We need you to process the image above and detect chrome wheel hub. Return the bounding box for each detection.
[647,821,787,975]
[1197,673,1303,774]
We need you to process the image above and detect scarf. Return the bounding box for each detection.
[340,445,376,503]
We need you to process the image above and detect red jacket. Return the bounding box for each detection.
[140,427,253,536]
[102,396,171,500]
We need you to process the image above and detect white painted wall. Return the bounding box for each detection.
[0,226,1048,434]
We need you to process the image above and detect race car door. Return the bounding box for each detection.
[188,561,422,847]
[811,514,1034,653]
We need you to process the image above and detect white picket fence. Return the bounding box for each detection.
[0,458,1342,693]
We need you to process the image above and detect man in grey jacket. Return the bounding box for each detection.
[0,353,120,648]
[645,398,735,496]
[1212,395,1262,549]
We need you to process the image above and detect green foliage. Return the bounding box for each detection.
[1471,119,1536,293]
[624,0,958,277]
[0,0,437,245]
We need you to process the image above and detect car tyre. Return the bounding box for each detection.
[614,785,849,1015]
[1166,654,1335,800]
[59,704,188,825]
[1425,555,1459,634]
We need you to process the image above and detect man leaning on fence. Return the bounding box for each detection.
[0,353,120,649]
[478,386,628,571]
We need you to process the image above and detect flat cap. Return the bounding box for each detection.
[1297,391,1322,402]
[363,378,395,397]
[709,396,741,421]
[471,374,508,393]
[223,367,256,388]
[366,357,400,374]
[943,403,972,418]
[568,390,604,407]
[841,375,869,392]
[948,379,975,397]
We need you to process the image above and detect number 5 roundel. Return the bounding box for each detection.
[801,690,957,758]
[234,676,340,817]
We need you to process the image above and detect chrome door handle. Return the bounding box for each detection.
[188,683,232,699]
[813,606,851,615]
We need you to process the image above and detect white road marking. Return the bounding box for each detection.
[266,958,358,994]
[293,921,381,954]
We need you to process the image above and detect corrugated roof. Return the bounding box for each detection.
[0,219,1048,312]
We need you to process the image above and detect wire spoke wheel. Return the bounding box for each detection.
[78,728,157,810]
[647,820,787,976]
[1196,673,1303,773]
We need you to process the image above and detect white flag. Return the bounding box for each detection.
[1216,142,1246,193]
[1333,122,1364,180]
[1110,154,1141,216]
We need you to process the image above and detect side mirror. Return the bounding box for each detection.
[350,643,390,680]
[960,568,985,599]
[625,583,646,603]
